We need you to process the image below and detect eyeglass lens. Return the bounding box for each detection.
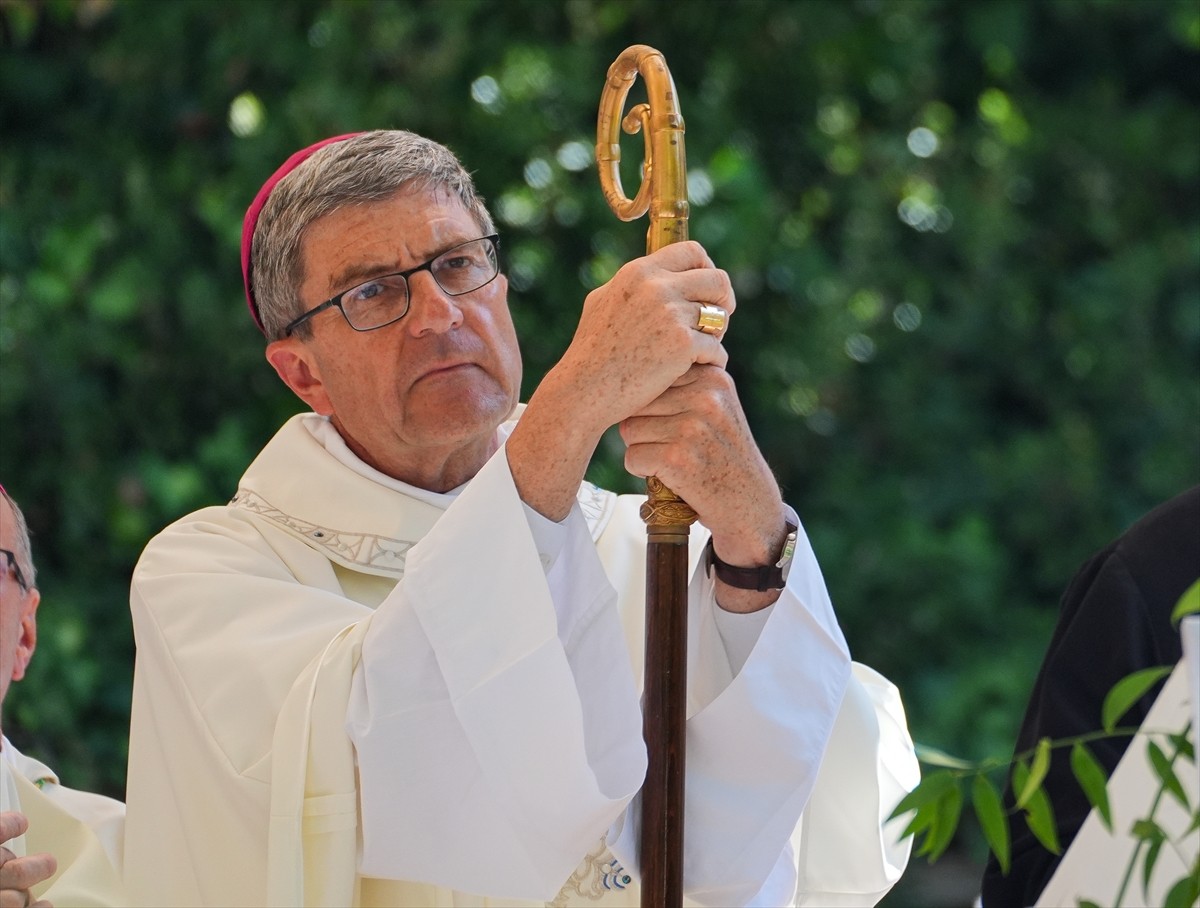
[0,548,27,591]
[341,237,498,331]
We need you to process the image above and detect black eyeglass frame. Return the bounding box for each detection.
[0,547,29,592]
[284,235,501,337]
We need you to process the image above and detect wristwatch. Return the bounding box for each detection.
[705,506,799,592]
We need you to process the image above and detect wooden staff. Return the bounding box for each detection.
[596,45,692,908]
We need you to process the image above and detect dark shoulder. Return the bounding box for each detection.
[1108,485,1200,619]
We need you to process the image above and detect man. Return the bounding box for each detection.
[981,486,1200,906]
[1,485,127,907]
[124,130,917,907]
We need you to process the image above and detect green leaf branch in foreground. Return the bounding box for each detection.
[892,723,1199,907]
[1070,740,1113,833]
[1103,668,1174,735]
[1016,737,1053,811]
[890,733,1119,868]
[1170,581,1200,625]
[971,772,1010,875]
[892,583,1200,906]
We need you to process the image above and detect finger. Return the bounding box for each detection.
[688,332,729,370]
[632,246,734,314]
[646,239,716,272]
[620,394,696,439]
[621,366,733,422]
[0,815,28,846]
[621,439,689,482]
[0,853,56,892]
[671,268,735,315]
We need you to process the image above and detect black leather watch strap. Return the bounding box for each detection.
[705,514,799,592]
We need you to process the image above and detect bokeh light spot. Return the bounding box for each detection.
[907,127,939,158]
[228,92,264,138]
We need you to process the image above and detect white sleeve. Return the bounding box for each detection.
[792,664,918,906]
[609,518,916,907]
[346,446,647,900]
[711,604,773,676]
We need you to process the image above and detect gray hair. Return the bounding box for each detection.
[0,486,36,590]
[250,130,496,342]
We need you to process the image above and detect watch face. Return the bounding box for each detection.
[706,514,801,591]
[777,526,799,584]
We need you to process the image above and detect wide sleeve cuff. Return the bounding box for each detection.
[349,446,645,899]
[793,663,918,906]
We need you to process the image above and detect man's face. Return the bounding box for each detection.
[267,185,523,487]
[0,496,38,713]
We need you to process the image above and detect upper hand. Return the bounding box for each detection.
[509,241,736,523]
[553,241,735,439]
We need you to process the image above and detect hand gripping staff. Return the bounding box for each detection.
[596,45,692,908]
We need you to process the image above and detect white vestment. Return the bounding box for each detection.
[1036,617,1200,908]
[124,411,917,907]
[1,737,127,907]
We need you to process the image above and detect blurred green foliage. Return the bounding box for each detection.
[1,0,1197,903]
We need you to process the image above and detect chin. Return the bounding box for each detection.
[408,389,513,443]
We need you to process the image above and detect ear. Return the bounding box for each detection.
[266,338,334,415]
[11,588,39,683]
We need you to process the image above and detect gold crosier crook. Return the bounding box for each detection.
[596,45,693,908]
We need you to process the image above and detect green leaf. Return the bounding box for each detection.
[972,773,1010,874]
[1077,901,1102,908]
[901,801,938,841]
[1131,818,1166,841]
[922,781,964,864]
[1070,741,1113,832]
[1023,786,1062,855]
[1170,729,1195,762]
[888,769,958,821]
[1162,865,1200,908]
[1142,834,1164,902]
[1012,758,1031,799]
[1147,740,1190,810]
[1017,737,1052,810]
[1170,578,1200,624]
[915,743,978,770]
[1102,667,1173,733]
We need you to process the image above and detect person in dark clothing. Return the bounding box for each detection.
[981,485,1200,907]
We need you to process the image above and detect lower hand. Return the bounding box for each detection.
[619,365,790,597]
[1,813,55,908]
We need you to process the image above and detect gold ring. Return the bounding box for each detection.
[696,304,727,336]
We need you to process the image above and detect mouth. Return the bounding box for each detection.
[415,361,478,382]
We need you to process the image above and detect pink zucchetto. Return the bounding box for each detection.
[241,133,363,334]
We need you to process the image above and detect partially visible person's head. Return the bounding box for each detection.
[246,130,496,342]
[0,486,40,716]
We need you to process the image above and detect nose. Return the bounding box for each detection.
[404,271,464,337]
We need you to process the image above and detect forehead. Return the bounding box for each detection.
[0,497,16,549]
[305,186,478,258]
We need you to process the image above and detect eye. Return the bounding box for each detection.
[342,275,408,325]
[346,275,405,304]
[347,281,384,302]
[441,252,481,271]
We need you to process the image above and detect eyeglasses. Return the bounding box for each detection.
[285,235,501,336]
[0,548,29,592]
